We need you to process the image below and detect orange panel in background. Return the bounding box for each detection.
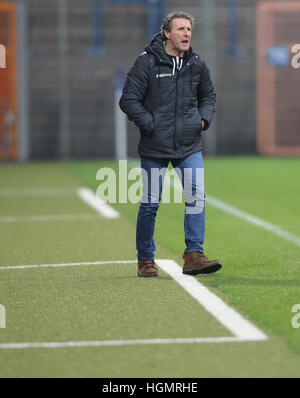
[256,2,300,156]
[0,2,18,160]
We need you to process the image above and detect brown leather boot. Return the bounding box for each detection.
[183,251,222,275]
[137,259,158,277]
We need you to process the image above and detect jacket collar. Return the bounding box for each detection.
[145,32,195,65]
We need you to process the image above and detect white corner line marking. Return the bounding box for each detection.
[77,187,120,219]
[0,259,267,348]
[156,259,268,342]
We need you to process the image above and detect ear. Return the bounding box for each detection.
[163,30,170,40]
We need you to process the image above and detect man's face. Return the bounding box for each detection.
[164,18,192,55]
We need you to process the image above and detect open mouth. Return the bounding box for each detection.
[181,40,189,45]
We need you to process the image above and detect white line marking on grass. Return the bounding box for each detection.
[0,214,98,223]
[206,195,300,247]
[77,187,120,219]
[0,336,254,350]
[0,259,267,348]
[156,259,267,341]
[0,260,137,270]
[0,188,78,196]
[163,173,300,248]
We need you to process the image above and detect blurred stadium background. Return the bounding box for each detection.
[0,0,300,162]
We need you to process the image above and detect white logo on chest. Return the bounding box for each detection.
[156,73,173,78]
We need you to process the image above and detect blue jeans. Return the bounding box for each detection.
[136,151,205,259]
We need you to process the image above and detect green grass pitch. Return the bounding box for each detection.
[0,156,300,377]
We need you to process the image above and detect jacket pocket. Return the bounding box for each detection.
[138,113,154,137]
[194,110,203,132]
[182,110,202,145]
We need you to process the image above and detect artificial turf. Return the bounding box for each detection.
[0,157,300,377]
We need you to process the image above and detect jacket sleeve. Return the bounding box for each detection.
[197,60,216,131]
[119,53,154,136]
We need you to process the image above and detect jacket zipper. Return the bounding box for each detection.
[173,57,194,156]
[159,57,178,156]
[174,69,179,156]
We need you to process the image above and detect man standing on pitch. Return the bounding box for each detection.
[120,11,222,277]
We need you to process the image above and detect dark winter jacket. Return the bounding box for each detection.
[119,33,216,159]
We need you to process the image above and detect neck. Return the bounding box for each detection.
[164,41,184,57]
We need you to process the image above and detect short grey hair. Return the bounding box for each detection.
[161,11,195,33]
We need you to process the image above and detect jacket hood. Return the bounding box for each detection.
[144,32,194,62]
